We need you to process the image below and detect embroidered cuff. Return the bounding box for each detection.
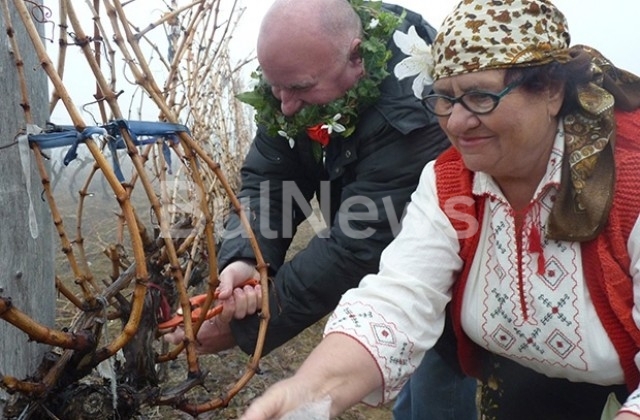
[324,300,419,405]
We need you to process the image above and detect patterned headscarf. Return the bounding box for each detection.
[432,0,571,80]
[430,0,640,241]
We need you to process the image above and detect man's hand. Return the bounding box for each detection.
[163,260,262,354]
[217,260,262,320]
[163,315,236,354]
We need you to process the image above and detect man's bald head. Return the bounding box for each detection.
[255,0,366,116]
[257,0,362,62]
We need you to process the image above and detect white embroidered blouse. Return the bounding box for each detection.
[324,125,640,413]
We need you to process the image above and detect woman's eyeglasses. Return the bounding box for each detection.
[421,81,522,117]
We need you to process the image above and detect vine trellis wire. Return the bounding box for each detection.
[0,0,267,417]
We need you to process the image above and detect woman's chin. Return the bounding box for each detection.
[460,155,493,173]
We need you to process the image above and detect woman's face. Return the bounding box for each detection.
[432,69,563,182]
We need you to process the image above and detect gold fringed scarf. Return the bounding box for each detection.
[546,45,640,241]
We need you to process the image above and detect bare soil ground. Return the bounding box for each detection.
[51,215,391,419]
[150,218,393,419]
[50,186,392,419]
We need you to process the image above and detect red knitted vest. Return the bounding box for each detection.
[435,109,640,390]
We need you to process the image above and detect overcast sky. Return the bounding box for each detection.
[46,0,639,124]
[235,0,640,75]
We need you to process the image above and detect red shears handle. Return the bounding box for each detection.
[158,278,259,329]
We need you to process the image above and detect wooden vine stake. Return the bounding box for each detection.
[0,0,267,417]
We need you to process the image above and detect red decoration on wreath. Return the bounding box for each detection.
[306,124,330,147]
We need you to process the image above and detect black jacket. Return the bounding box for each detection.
[218,4,450,354]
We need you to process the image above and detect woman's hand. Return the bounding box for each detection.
[240,334,383,419]
[614,411,640,420]
[240,376,323,420]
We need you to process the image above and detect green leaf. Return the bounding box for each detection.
[236,90,266,107]
[235,0,402,144]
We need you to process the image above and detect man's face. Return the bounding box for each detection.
[258,39,362,117]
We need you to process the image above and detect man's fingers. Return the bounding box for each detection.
[242,284,261,317]
[192,313,236,353]
[218,260,260,299]
[229,285,262,319]
[163,327,186,345]
[219,293,236,324]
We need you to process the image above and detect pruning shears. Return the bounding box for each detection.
[158,278,259,329]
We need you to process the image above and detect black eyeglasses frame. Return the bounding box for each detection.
[421,80,523,117]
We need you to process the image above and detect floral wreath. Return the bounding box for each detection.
[236,0,433,159]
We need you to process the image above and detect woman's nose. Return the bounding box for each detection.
[444,103,479,131]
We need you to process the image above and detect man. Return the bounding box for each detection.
[166,0,476,418]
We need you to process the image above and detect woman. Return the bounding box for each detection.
[239,0,640,419]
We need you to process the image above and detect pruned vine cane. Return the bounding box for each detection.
[0,0,268,417]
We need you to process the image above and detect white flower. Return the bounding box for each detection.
[368,18,379,30]
[321,114,346,134]
[393,25,434,98]
[278,130,295,148]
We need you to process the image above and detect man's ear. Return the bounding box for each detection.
[348,38,362,64]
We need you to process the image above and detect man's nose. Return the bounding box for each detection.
[278,90,304,116]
